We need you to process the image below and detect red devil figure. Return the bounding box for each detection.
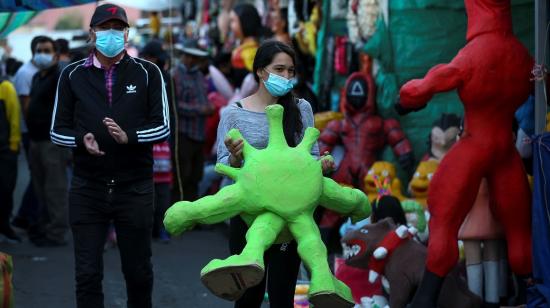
[319,72,414,189]
[396,0,533,306]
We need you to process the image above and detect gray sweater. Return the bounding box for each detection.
[216,99,320,167]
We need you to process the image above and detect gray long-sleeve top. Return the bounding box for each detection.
[216,99,320,167]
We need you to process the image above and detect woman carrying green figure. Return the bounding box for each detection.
[164,40,370,308]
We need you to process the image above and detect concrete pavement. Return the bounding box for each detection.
[0,225,237,308]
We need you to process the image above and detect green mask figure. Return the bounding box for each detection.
[164,104,371,308]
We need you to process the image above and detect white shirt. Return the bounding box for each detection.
[13,61,39,132]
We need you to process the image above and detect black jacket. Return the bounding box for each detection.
[27,65,60,142]
[51,54,169,183]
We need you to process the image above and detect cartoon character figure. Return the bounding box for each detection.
[315,111,344,131]
[342,218,483,308]
[408,160,439,209]
[423,113,461,162]
[319,72,414,190]
[458,179,507,307]
[395,0,533,306]
[364,161,406,202]
[164,105,371,307]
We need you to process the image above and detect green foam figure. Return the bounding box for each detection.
[164,104,371,308]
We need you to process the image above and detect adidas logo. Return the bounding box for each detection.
[126,84,137,94]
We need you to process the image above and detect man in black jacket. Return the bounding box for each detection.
[50,4,169,308]
[26,36,71,247]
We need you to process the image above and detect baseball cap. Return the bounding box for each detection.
[140,40,168,63]
[174,39,208,57]
[90,4,129,28]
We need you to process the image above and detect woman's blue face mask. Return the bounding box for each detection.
[94,29,125,58]
[262,70,297,97]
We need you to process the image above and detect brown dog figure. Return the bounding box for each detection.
[341,218,482,308]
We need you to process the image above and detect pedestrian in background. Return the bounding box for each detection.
[140,40,173,242]
[11,35,43,231]
[26,35,71,247]
[0,61,21,243]
[50,4,169,308]
[172,39,214,201]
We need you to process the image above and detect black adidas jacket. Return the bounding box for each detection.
[50,54,169,184]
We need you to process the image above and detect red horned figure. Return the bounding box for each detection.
[396,0,533,306]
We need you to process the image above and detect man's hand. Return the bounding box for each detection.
[83,133,105,156]
[103,117,128,144]
[224,136,244,167]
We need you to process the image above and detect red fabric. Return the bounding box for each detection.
[399,0,533,277]
[369,230,411,275]
[334,258,382,303]
[204,92,228,155]
[153,141,172,184]
[319,73,412,190]
[334,36,348,75]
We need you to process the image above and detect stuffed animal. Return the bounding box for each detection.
[408,160,438,209]
[364,161,406,202]
[342,218,483,308]
[423,113,461,162]
[164,105,371,308]
[395,0,533,306]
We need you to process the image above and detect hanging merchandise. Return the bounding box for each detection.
[331,0,348,19]
[347,0,380,48]
[180,0,197,24]
[334,36,348,75]
[320,35,335,110]
[295,3,320,57]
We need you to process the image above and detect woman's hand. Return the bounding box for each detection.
[224,136,244,167]
[320,151,335,175]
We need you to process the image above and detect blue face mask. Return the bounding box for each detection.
[263,71,297,97]
[95,29,125,58]
[33,53,54,69]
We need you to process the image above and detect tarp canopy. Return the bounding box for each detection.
[0,12,37,38]
[110,0,184,11]
[0,0,98,12]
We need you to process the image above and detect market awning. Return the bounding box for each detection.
[110,0,183,11]
[0,12,37,38]
[0,0,98,12]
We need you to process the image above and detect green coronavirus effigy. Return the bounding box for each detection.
[164,104,371,308]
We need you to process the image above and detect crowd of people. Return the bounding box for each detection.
[0,1,541,308]
[0,2,323,308]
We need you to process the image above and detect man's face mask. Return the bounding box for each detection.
[94,29,125,58]
[33,53,54,69]
[346,78,369,109]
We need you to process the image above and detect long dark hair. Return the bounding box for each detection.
[372,195,407,226]
[232,3,262,38]
[252,40,303,147]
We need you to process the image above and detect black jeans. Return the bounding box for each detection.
[173,134,205,202]
[0,150,17,229]
[69,176,154,308]
[152,182,171,237]
[229,216,301,308]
